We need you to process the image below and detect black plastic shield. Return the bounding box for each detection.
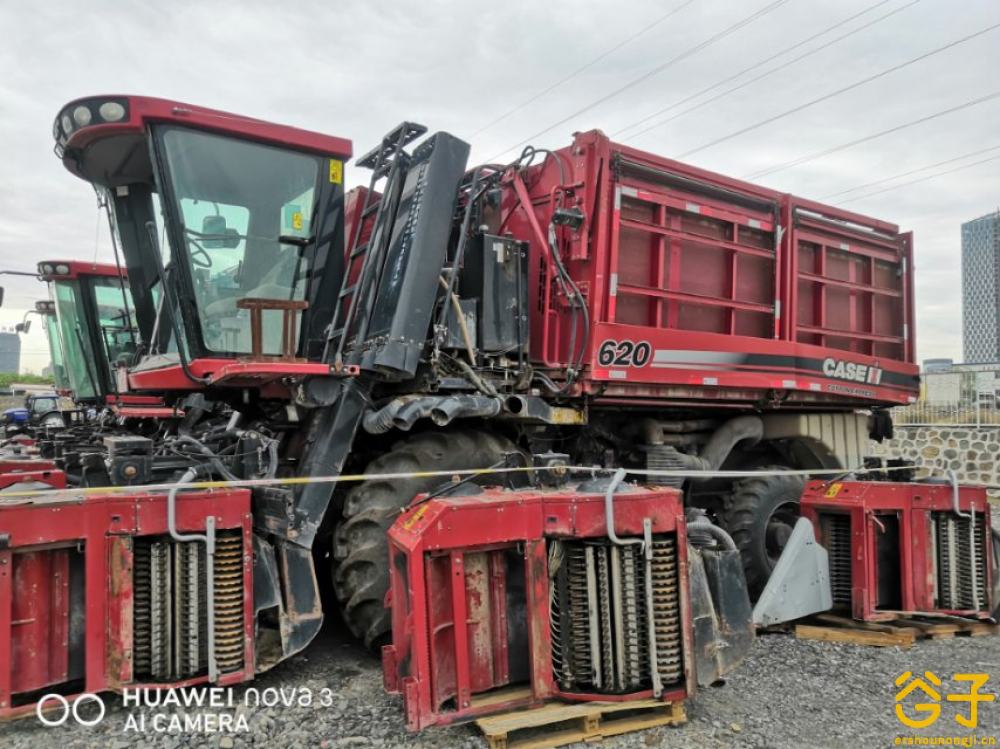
[357,132,470,377]
[688,546,755,687]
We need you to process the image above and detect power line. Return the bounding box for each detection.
[471,0,699,138]
[676,20,1000,159]
[837,152,1000,205]
[743,88,1000,180]
[820,143,1000,200]
[486,0,792,162]
[616,0,916,140]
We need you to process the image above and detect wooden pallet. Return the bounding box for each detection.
[795,613,999,648]
[475,698,686,749]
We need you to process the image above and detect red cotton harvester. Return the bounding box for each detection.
[0,90,952,720]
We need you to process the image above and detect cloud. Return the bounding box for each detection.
[1,0,996,364]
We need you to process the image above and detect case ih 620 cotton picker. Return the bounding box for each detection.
[0,93,931,716]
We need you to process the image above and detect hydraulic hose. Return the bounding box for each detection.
[687,521,738,551]
[174,435,240,481]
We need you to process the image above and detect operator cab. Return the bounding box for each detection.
[37,260,136,404]
[54,96,353,390]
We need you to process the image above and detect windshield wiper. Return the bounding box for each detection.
[278,234,315,248]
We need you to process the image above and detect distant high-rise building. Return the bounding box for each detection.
[0,332,20,373]
[962,211,1000,363]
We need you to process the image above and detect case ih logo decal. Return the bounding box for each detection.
[822,357,883,385]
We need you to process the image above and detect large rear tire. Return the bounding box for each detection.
[722,467,805,599]
[332,429,520,649]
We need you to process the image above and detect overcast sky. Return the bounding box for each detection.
[1,0,998,372]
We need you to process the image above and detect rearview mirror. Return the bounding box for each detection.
[201,215,241,250]
[0,287,5,308]
[15,320,30,334]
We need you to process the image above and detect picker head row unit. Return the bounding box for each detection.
[800,480,996,621]
[0,486,253,719]
[383,481,754,730]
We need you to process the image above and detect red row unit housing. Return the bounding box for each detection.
[498,131,917,408]
[800,480,993,621]
[0,487,253,718]
[383,485,692,730]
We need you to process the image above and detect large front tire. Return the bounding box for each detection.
[722,468,805,599]
[332,429,520,649]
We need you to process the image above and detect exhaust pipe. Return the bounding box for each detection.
[364,395,504,433]
[430,395,502,426]
[393,397,440,431]
[363,397,410,434]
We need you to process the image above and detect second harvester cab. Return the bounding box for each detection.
[37,260,137,405]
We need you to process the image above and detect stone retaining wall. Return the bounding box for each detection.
[869,425,1000,488]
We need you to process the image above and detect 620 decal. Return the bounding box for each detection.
[598,339,652,367]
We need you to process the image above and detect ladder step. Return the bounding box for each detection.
[349,242,369,259]
[356,122,428,170]
[338,283,358,300]
[361,202,380,218]
[327,326,345,341]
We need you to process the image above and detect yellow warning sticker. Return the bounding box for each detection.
[825,482,844,498]
[401,504,429,531]
[291,212,303,231]
[329,159,343,184]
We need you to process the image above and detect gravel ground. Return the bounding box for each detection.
[3,626,999,749]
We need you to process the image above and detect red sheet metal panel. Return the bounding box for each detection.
[11,548,72,694]
[499,130,919,407]
[789,204,912,362]
[610,181,777,340]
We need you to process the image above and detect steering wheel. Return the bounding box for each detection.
[190,245,213,268]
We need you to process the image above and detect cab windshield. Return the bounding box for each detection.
[30,396,58,414]
[156,127,322,356]
[52,280,100,399]
[43,313,70,391]
[51,277,135,400]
